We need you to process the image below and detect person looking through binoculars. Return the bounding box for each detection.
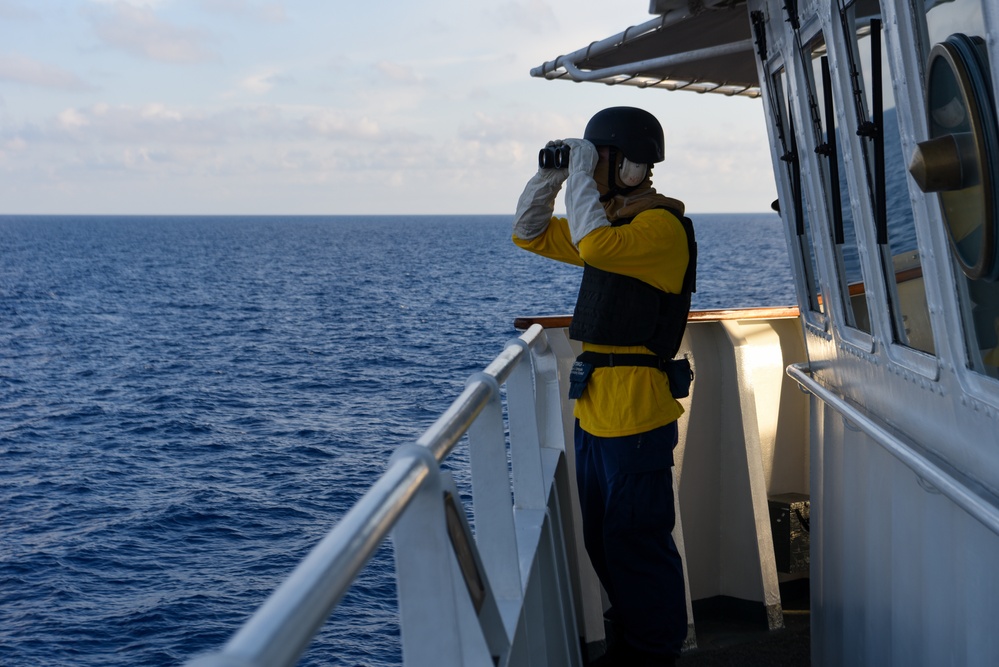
[511,106,696,667]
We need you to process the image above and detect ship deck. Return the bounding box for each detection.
[680,580,810,667]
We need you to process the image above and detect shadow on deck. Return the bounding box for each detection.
[680,579,810,667]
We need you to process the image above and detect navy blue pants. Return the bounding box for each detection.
[575,420,687,657]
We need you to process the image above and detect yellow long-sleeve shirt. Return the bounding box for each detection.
[513,208,689,437]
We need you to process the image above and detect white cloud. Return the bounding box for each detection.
[240,68,293,95]
[6,102,408,150]
[84,3,218,64]
[140,103,183,121]
[0,1,776,214]
[0,0,37,19]
[0,54,95,91]
[374,61,424,85]
[258,3,287,24]
[458,110,577,144]
[3,136,28,152]
[305,109,381,140]
[198,0,288,23]
[490,0,559,35]
[85,0,169,7]
[58,108,90,129]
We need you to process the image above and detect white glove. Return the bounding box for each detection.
[562,138,608,245]
[563,138,598,175]
[512,141,568,240]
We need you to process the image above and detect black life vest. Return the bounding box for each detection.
[568,209,696,360]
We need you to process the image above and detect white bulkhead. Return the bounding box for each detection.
[749,0,999,664]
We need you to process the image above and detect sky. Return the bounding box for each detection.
[0,0,777,215]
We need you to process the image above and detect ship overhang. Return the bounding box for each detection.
[530,0,760,98]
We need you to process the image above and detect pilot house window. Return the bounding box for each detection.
[802,32,872,334]
[844,0,935,354]
[920,0,999,379]
[770,66,825,318]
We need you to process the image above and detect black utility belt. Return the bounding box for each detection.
[568,352,693,400]
[576,351,670,370]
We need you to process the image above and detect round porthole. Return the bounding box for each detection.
[909,34,999,281]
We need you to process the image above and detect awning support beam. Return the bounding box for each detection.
[530,10,695,80]
[554,38,757,83]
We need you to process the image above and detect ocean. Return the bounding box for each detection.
[0,214,794,666]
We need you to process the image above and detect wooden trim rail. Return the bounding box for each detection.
[513,306,801,331]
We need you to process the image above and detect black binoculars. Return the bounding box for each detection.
[539,144,570,169]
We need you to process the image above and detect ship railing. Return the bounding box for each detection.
[187,323,586,667]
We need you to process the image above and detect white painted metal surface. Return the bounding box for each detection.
[187,324,589,667]
[187,308,808,666]
[747,0,999,664]
[534,0,999,664]
[507,311,812,646]
[673,314,809,628]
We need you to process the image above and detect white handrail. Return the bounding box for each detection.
[187,324,552,667]
[787,362,999,536]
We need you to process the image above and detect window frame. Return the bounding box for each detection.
[767,55,830,336]
[798,24,877,352]
[834,0,942,378]
[913,0,999,392]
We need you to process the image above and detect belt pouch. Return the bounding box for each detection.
[665,358,693,399]
[568,360,594,400]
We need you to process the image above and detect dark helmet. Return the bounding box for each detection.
[583,106,665,164]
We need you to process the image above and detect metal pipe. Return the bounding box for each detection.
[187,324,547,667]
[786,363,999,536]
[552,39,756,84]
[219,452,430,666]
[417,326,542,463]
[417,382,493,463]
[530,11,694,79]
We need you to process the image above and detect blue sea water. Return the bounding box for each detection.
[0,214,793,666]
